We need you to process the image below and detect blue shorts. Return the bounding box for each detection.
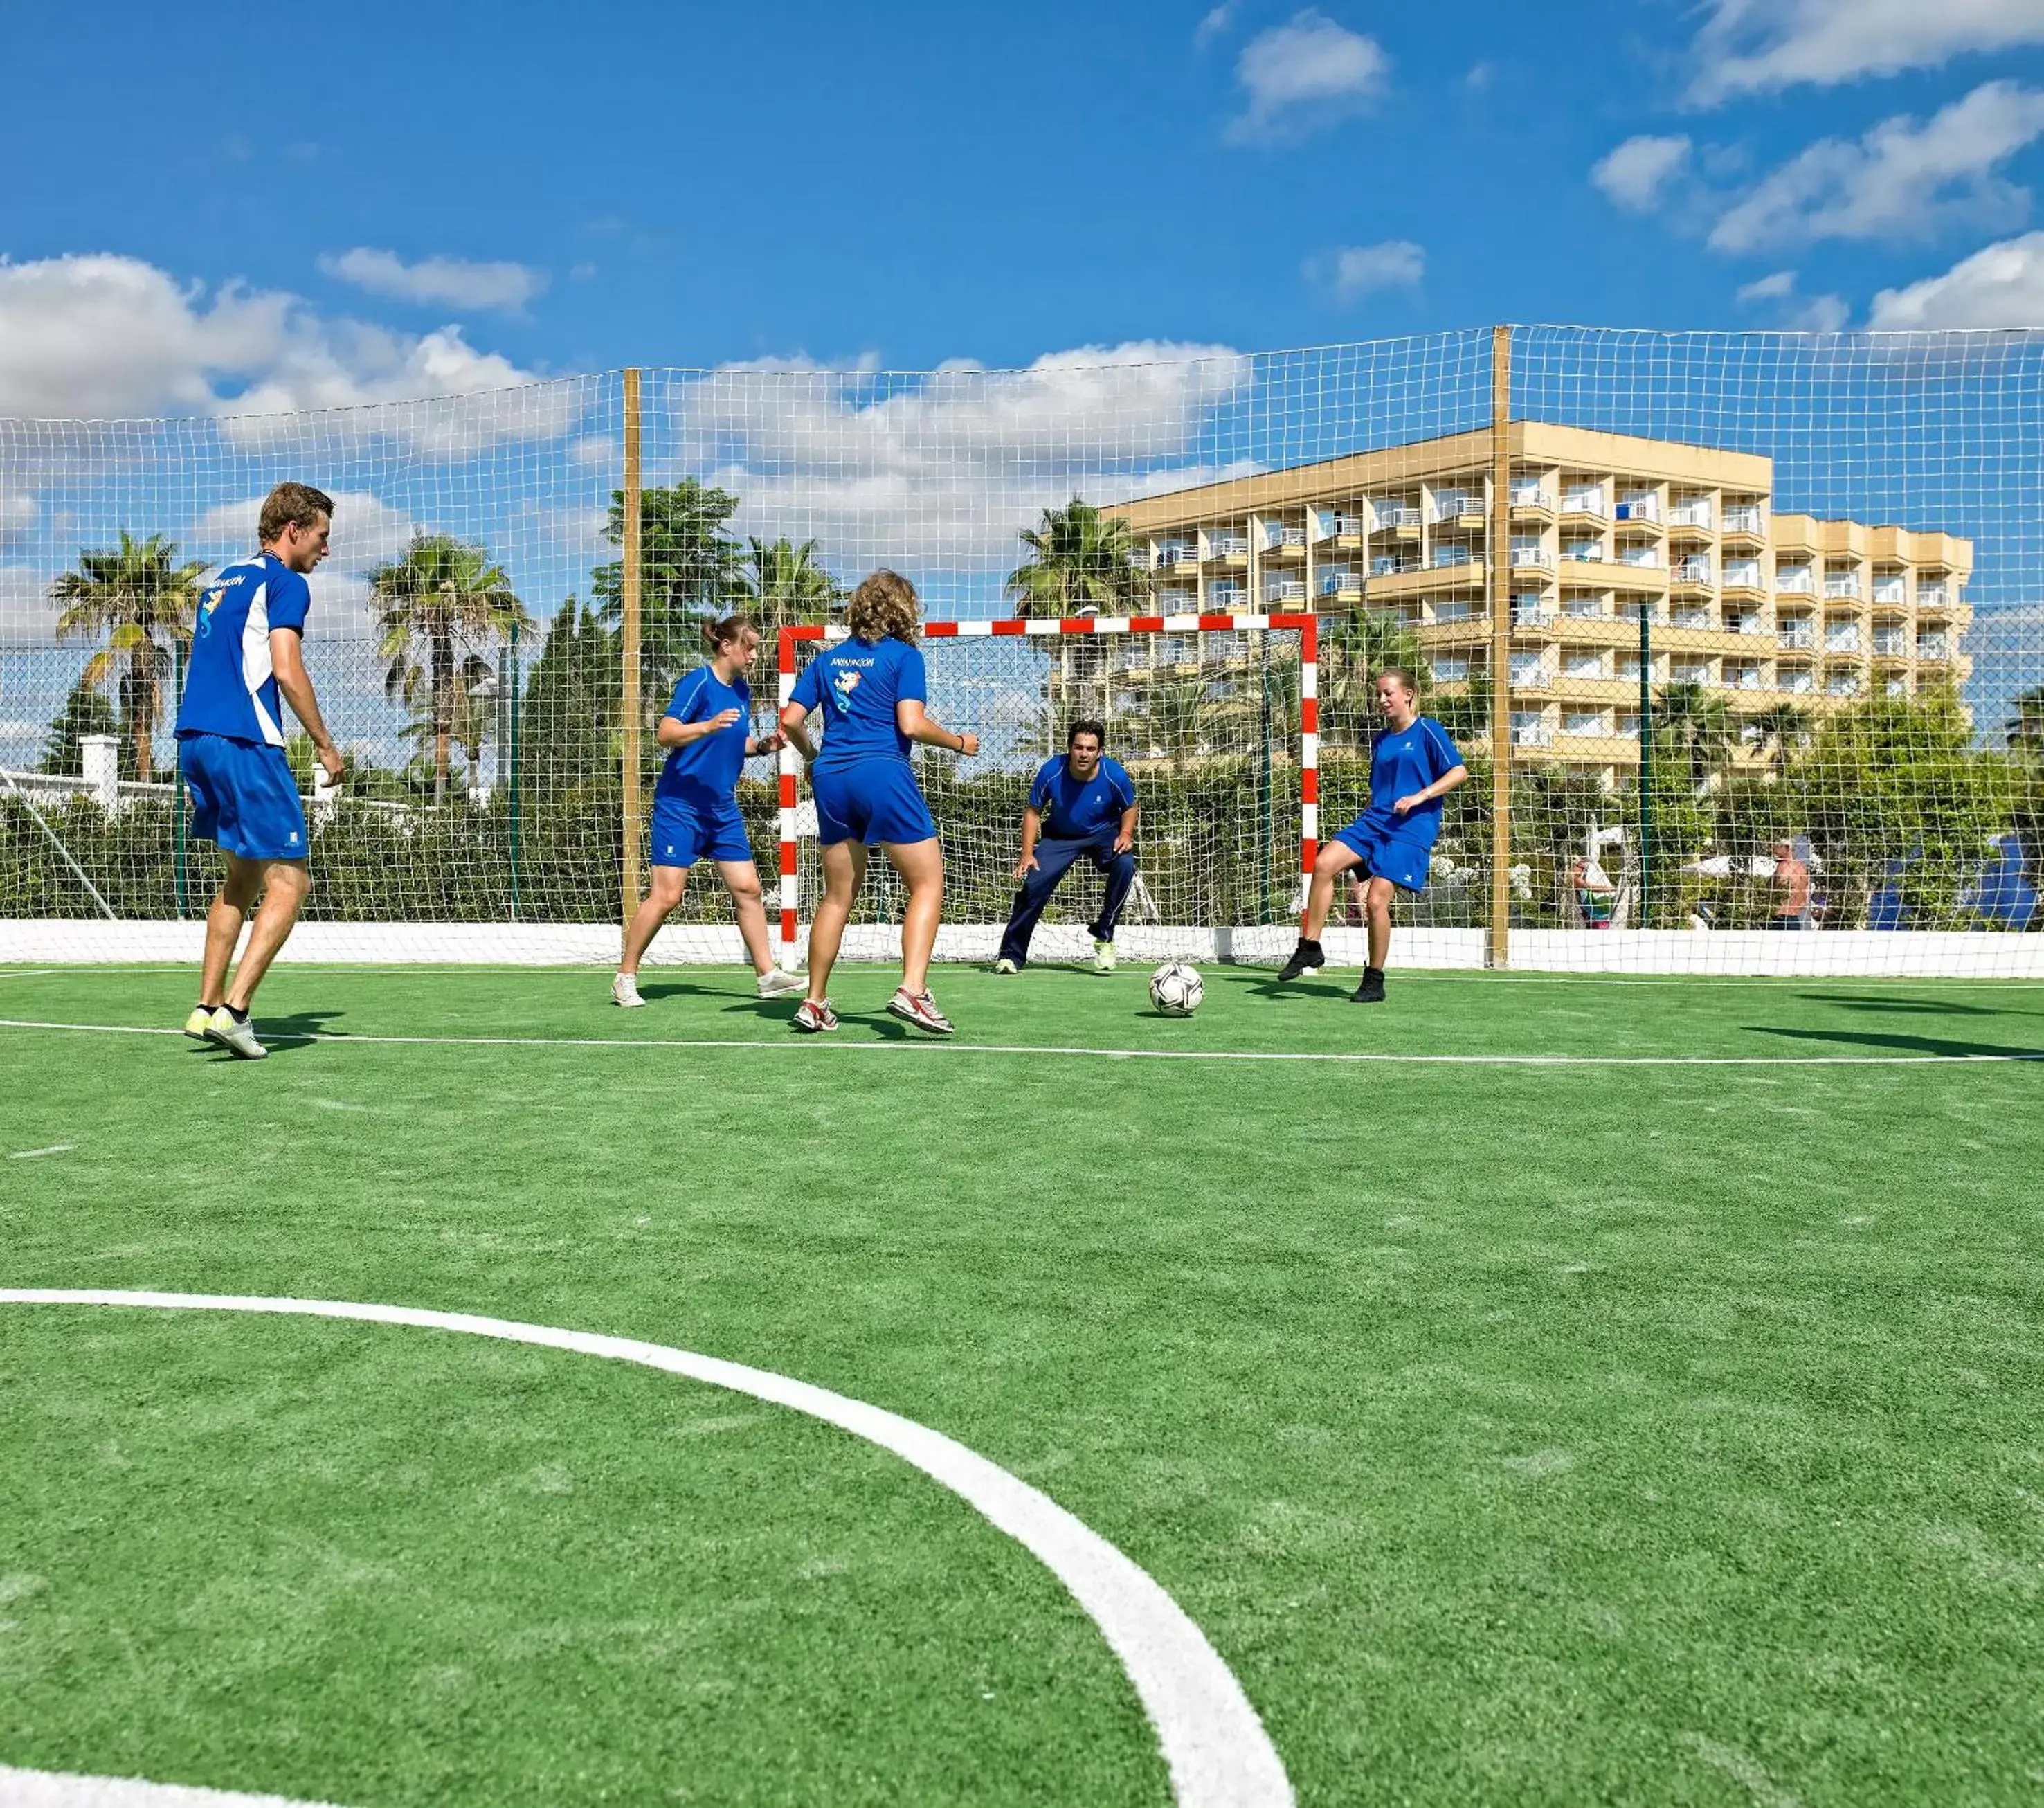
[811,759,937,847]
[1332,818,1433,894]
[650,795,751,868]
[179,732,307,862]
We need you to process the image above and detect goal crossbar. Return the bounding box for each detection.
[775,613,1321,964]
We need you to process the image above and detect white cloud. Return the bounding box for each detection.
[1709,81,2044,253]
[1227,11,1389,145]
[1304,239,1425,302]
[1868,230,2044,326]
[670,341,1255,588]
[1591,135,1694,211]
[1195,2,1235,46]
[1784,293,1850,332]
[1689,0,2044,105]
[1735,270,1798,302]
[188,491,417,573]
[318,248,546,313]
[0,254,568,453]
[0,491,34,542]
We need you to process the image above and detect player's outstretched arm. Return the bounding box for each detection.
[779,700,819,763]
[896,700,978,757]
[658,708,741,748]
[1113,802,1139,856]
[271,626,342,783]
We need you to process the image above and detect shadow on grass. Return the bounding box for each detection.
[1798,993,2020,1018]
[1215,969,1350,1002]
[190,1008,346,1059]
[1750,1024,2044,1060]
[638,979,790,1020]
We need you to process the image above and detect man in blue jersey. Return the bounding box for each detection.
[1278,666,1467,1003]
[994,721,1139,975]
[174,483,342,1058]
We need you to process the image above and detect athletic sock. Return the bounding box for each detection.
[224,1004,249,1024]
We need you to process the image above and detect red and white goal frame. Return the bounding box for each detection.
[774,613,1320,965]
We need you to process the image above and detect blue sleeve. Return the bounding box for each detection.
[665,669,709,723]
[1106,759,1136,808]
[895,640,927,704]
[1030,758,1058,811]
[268,568,310,633]
[789,656,823,713]
[1421,719,1462,779]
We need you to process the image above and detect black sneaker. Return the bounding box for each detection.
[1276,939,1324,982]
[1351,966,1386,1004]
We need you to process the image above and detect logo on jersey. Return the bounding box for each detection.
[196,584,226,639]
[829,669,862,712]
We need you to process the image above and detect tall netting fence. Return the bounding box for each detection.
[3,328,2039,973]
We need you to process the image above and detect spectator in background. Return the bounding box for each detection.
[1769,839,1812,930]
[1572,857,1617,929]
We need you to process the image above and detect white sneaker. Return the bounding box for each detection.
[792,998,840,1033]
[1092,939,1116,975]
[888,987,955,1036]
[204,1008,267,1060]
[611,972,646,1009]
[756,967,804,998]
[993,957,1018,975]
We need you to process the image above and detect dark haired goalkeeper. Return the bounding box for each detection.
[995,721,1138,975]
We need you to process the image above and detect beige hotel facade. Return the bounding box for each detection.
[1107,422,1973,781]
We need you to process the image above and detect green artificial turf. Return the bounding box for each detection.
[3,963,2042,1806]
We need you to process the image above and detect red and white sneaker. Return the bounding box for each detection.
[791,998,840,1033]
[887,987,955,1036]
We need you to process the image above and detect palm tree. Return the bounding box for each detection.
[1320,608,1429,747]
[2007,685,2044,757]
[399,653,496,787]
[369,534,532,804]
[1751,701,1813,777]
[1653,681,1735,795]
[1133,676,1210,767]
[49,531,204,781]
[741,536,844,649]
[1005,498,1150,617]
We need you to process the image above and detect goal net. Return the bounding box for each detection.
[775,616,1314,968]
[3,329,2041,977]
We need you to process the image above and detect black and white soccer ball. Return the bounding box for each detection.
[1149,961,1204,1017]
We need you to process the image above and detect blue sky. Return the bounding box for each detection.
[5,0,2044,384]
[4,0,2044,761]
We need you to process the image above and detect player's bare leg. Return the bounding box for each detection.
[880,837,952,1033]
[718,858,800,995]
[1353,874,1395,1004]
[1280,842,1362,981]
[619,867,687,977]
[804,840,865,1006]
[198,854,264,1009]
[224,859,309,1013]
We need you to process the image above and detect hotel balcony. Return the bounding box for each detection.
[1317,568,1364,604]
[1375,505,1423,536]
[1917,582,1953,614]
[1776,566,1816,597]
[1670,604,1713,631]
[1823,574,1862,601]
[1667,500,1714,542]
[1262,524,1307,559]
[1918,633,1952,660]
[1607,554,1669,594]
[1432,491,1485,530]
[1510,485,1556,523]
[1559,491,1608,526]
[1157,588,1197,611]
[1872,629,1910,659]
[1725,612,1766,638]
[1826,671,1863,698]
[1825,627,1863,655]
[1313,509,1366,548]
[1721,505,1765,547]
[1778,622,1816,650]
[1671,559,1714,592]
[1157,541,1200,568]
[1614,496,1661,530]
[1778,666,1816,696]
[1264,578,1307,606]
[1206,534,1249,566]
[1721,563,1764,599]
[1871,575,1908,607]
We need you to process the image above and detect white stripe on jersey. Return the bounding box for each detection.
[241,580,283,747]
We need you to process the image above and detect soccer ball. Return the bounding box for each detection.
[1149,961,1204,1017]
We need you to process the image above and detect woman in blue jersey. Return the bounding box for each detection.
[611,613,799,1008]
[1278,666,1468,1003]
[779,570,979,1036]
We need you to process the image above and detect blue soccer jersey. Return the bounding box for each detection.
[1359,716,1463,848]
[788,635,926,770]
[653,666,752,806]
[175,552,311,748]
[1030,754,1136,840]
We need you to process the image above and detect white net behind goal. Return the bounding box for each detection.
[3,328,2041,976]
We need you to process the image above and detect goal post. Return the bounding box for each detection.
[775,612,1320,968]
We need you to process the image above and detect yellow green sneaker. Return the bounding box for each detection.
[183,1006,216,1041]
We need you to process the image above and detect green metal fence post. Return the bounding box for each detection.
[508,619,522,923]
[172,638,188,918]
[1637,604,1652,928]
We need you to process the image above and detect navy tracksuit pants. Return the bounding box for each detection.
[997,834,1139,966]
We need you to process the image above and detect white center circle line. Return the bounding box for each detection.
[0,1290,1293,1808]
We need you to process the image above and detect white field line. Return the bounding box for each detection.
[1,1018,2040,1067]
[10,1142,75,1159]
[0,1767,338,1808]
[0,968,56,980]
[0,1290,1294,1808]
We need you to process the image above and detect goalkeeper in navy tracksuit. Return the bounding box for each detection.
[995,720,1139,975]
